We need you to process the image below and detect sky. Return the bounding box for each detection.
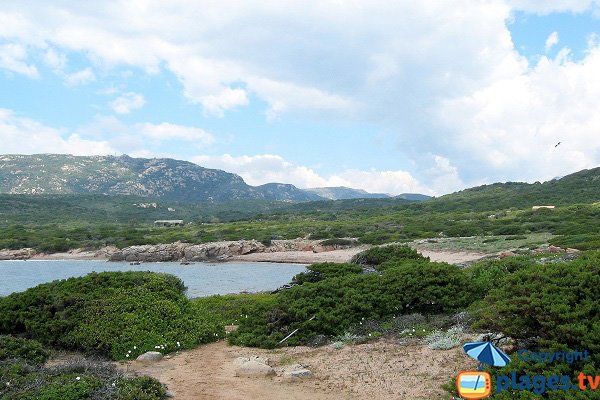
[1,1,599,196]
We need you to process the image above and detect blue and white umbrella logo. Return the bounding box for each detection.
[463,342,511,368]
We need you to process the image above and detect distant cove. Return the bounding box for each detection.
[0,260,307,297]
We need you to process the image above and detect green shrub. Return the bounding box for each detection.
[505,235,527,240]
[229,260,473,348]
[0,271,223,360]
[351,244,428,267]
[319,238,354,246]
[292,263,363,285]
[0,336,50,365]
[470,252,600,399]
[0,357,166,400]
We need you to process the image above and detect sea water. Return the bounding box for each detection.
[0,260,307,298]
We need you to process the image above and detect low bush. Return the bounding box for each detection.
[0,272,223,360]
[319,238,354,246]
[229,260,474,348]
[0,356,166,400]
[469,252,600,399]
[291,263,363,285]
[0,336,49,365]
[351,244,428,268]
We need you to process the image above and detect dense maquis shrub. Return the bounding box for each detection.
[291,263,363,285]
[0,272,223,360]
[0,336,49,365]
[229,260,474,347]
[471,252,600,399]
[0,356,167,400]
[351,244,428,268]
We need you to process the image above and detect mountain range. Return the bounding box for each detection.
[0,154,427,202]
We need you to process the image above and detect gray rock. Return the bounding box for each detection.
[136,351,164,362]
[165,390,176,398]
[283,369,313,380]
[0,248,36,260]
[235,360,276,378]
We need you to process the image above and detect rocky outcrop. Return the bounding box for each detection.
[108,238,358,262]
[184,240,265,262]
[109,240,265,262]
[0,248,36,260]
[109,242,187,262]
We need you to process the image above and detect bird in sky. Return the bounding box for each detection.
[555,142,561,148]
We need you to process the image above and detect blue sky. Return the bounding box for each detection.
[1,1,599,195]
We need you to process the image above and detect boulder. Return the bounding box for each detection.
[0,248,36,260]
[136,351,164,362]
[283,369,313,381]
[183,240,265,262]
[110,242,187,262]
[235,360,276,378]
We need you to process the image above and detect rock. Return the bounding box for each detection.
[183,240,265,262]
[234,356,272,367]
[566,248,581,254]
[225,325,239,334]
[498,251,516,259]
[283,369,313,380]
[110,242,187,262]
[235,360,276,378]
[165,390,176,398]
[136,351,164,362]
[547,245,564,253]
[0,248,36,260]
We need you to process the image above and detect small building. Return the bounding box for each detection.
[154,220,184,227]
[532,205,555,211]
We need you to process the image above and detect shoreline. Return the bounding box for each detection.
[2,245,489,265]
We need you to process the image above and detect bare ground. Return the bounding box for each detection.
[122,339,476,400]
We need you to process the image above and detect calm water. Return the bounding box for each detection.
[0,260,307,298]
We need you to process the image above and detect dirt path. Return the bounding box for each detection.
[123,340,476,399]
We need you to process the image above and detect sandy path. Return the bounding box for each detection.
[123,340,475,400]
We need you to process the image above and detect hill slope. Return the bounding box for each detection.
[0,154,324,203]
[421,167,600,212]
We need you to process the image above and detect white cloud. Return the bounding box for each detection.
[140,122,215,146]
[507,0,600,14]
[0,108,115,155]
[545,31,560,52]
[192,154,438,195]
[110,92,146,114]
[77,115,216,150]
[43,48,67,71]
[439,41,600,183]
[200,87,249,117]
[0,43,38,78]
[64,67,95,86]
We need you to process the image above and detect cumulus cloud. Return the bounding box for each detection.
[110,92,146,114]
[64,67,95,86]
[545,31,560,52]
[192,154,438,195]
[78,115,216,150]
[0,108,115,155]
[0,43,38,78]
[140,122,215,146]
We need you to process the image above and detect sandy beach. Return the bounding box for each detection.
[23,244,488,265]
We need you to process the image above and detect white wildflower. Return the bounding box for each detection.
[76,376,81,381]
